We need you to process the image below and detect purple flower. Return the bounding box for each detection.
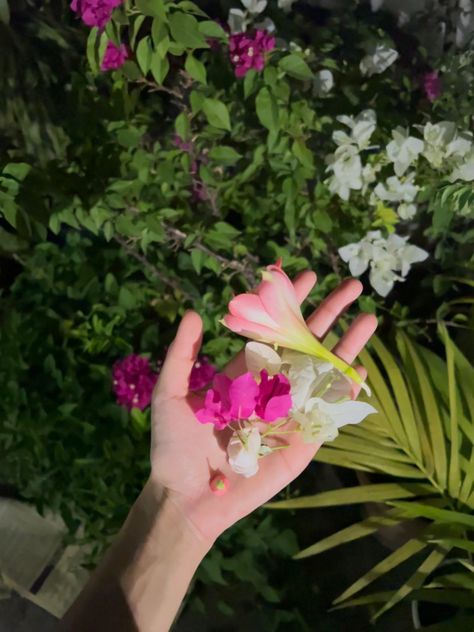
[255,370,292,422]
[112,354,158,411]
[173,134,192,152]
[229,30,275,78]
[70,0,123,29]
[195,372,259,429]
[101,41,128,71]
[189,356,217,391]
[422,71,442,103]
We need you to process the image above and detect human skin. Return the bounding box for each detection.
[61,273,377,632]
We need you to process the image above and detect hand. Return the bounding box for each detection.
[149,272,377,545]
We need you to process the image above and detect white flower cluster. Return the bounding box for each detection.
[338,231,429,297]
[325,109,378,200]
[327,113,474,226]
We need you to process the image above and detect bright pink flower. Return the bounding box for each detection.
[255,370,292,422]
[189,355,217,391]
[229,30,275,78]
[222,260,365,388]
[422,71,442,102]
[195,372,259,429]
[101,41,128,71]
[71,0,123,29]
[112,354,158,410]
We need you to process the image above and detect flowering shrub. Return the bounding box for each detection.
[0,0,473,625]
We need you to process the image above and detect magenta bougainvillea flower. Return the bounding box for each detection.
[195,368,292,428]
[70,0,123,29]
[196,372,259,429]
[229,30,275,78]
[101,42,128,71]
[112,354,158,411]
[422,71,442,102]
[255,370,292,422]
[189,355,217,391]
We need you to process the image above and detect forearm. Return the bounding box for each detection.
[61,480,213,632]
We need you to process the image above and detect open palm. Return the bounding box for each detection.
[150,271,377,544]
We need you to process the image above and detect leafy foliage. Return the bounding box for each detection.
[268,327,474,622]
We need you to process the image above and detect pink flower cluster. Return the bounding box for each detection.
[229,30,275,78]
[101,41,128,71]
[189,355,217,391]
[196,370,292,429]
[422,71,442,103]
[71,0,123,29]
[112,353,216,411]
[112,354,158,411]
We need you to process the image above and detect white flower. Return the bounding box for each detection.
[417,121,472,169]
[397,203,417,220]
[228,8,248,33]
[386,233,429,277]
[450,149,474,181]
[369,259,401,297]
[456,0,474,48]
[338,231,385,276]
[338,231,429,296]
[360,44,399,77]
[326,145,363,201]
[313,69,334,97]
[245,341,282,376]
[292,397,377,444]
[278,0,297,10]
[227,426,261,477]
[334,109,377,150]
[255,17,276,32]
[373,173,419,204]
[386,127,424,177]
[241,0,267,14]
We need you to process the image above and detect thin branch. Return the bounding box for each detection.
[113,235,193,300]
[165,225,258,285]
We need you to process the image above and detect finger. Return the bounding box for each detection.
[155,311,203,400]
[351,365,367,399]
[332,312,378,363]
[293,270,317,303]
[306,279,363,339]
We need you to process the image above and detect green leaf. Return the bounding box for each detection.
[136,0,166,18]
[208,146,242,166]
[389,501,474,528]
[169,12,208,49]
[198,20,227,40]
[278,54,313,80]
[0,0,10,23]
[174,112,190,141]
[292,138,314,169]
[202,98,231,131]
[401,333,447,489]
[150,51,170,84]
[335,538,427,605]
[136,36,153,75]
[255,87,279,132]
[191,249,204,274]
[293,510,402,559]
[266,483,434,510]
[3,163,30,181]
[86,27,100,74]
[185,54,207,84]
[373,546,450,621]
[439,324,461,498]
[430,538,474,554]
